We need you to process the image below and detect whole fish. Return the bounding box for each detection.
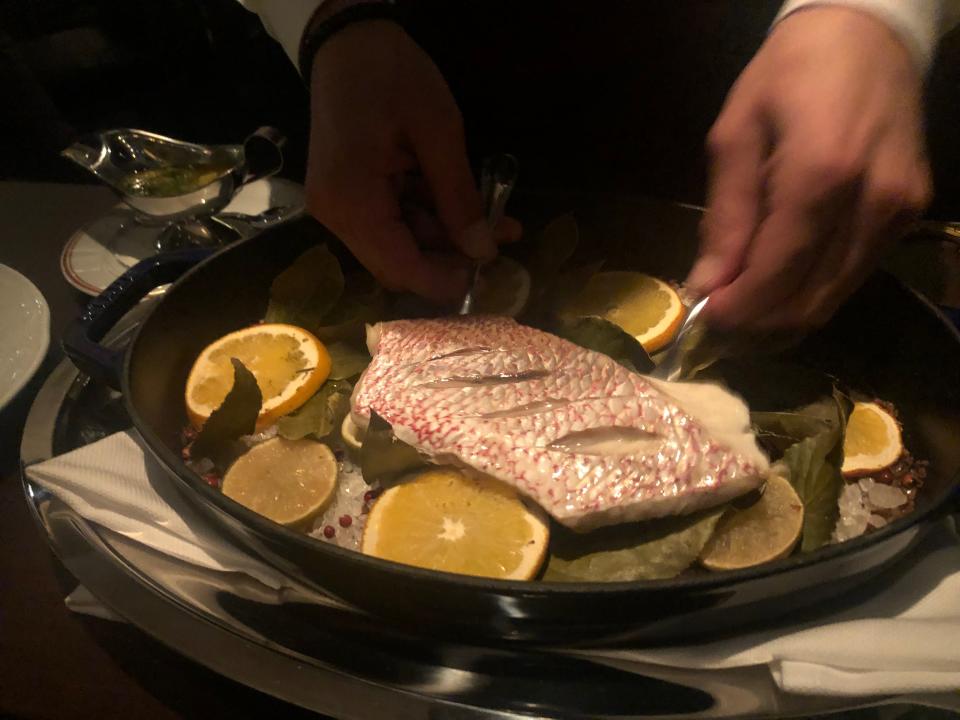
[352,316,768,530]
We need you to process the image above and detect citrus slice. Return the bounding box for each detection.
[562,271,685,352]
[341,413,365,462]
[472,256,531,317]
[186,323,330,429]
[221,437,338,527]
[699,474,804,572]
[841,401,903,477]
[361,467,549,580]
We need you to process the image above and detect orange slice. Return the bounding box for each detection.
[841,402,903,477]
[562,271,686,353]
[186,323,330,430]
[361,467,549,580]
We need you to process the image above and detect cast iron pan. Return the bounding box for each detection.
[64,199,960,647]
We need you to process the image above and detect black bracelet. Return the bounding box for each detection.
[298,2,401,84]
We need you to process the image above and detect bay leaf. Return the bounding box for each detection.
[326,341,370,381]
[277,379,352,441]
[191,358,262,472]
[360,411,428,484]
[781,426,844,552]
[551,315,654,373]
[531,213,579,277]
[265,244,344,329]
[543,508,724,582]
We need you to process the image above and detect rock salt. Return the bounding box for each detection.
[866,482,907,510]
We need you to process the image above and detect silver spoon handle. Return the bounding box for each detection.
[459,154,518,314]
[482,154,519,228]
[650,295,710,382]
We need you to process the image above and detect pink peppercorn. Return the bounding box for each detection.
[363,490,379,503]
[323,525,336,539]
[339,515,353,528]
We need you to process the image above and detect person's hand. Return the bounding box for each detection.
[688,7,932,332]
[305,20,521,302]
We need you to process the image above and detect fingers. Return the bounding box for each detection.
[401,175,523,247]
[705,130,859,331]
[791,135,931,325]
[720,131,931,332]
[687,99,767,296]
[314,174,470,303]
[409,109,498,261]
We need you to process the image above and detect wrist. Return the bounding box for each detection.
[299,0,400,82]
[773,0,938,73]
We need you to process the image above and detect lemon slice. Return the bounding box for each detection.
[699,474,803,572]
[841,402,903,477]
[361,467,549,580]
[186,323,330,429]
[472,256,531,317]
[562,271,686,352]
[340,413,365,461]
[221,437,338,527]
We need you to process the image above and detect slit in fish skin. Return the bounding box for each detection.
[425,346,494,362]
[477,399,571,419]
[548,426,664,456]
[418,369,551,389]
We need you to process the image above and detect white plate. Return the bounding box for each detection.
[0,265,51,411]
[61,178,305,296]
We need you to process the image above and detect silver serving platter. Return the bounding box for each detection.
[18,301,938,719]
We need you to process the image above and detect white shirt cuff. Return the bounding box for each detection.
[238,0,327,71]
[774,0,944,73]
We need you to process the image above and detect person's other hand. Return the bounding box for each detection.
[688,7,931,332]
[306,20,521,302]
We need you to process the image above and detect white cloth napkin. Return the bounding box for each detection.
[26,431,960,700]
[26,430,293,591]
[573,519,960,698]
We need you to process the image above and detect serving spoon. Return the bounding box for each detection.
[650,295,710,382]
[459,154,519,314]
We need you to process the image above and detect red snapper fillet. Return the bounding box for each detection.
[352,316,768,530]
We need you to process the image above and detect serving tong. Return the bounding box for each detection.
[459,154,519,315]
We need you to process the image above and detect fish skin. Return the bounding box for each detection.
[353,316,768,530]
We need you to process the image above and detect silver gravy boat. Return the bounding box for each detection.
[62,127,285,222]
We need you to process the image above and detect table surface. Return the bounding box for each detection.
[2,181,956,720]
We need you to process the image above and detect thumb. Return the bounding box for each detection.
[687,111,766,296]
[411,113,496,261]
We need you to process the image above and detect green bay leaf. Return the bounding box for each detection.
[326,341,370,380]
[543,508,723,582]
[277,379,352,441]
[551,315,654,373]
[359,411,428,484]
[265,244,344,329]
[191,358,262,473]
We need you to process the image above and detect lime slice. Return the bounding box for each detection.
[700,474,803,571]
[222,437,338,527]
[340,414,365,462]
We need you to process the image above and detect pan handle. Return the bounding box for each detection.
[63,248,212,390]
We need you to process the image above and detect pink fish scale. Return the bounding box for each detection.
[354,316,763,528]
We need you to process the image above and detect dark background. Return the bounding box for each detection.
[2,0,959,216]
